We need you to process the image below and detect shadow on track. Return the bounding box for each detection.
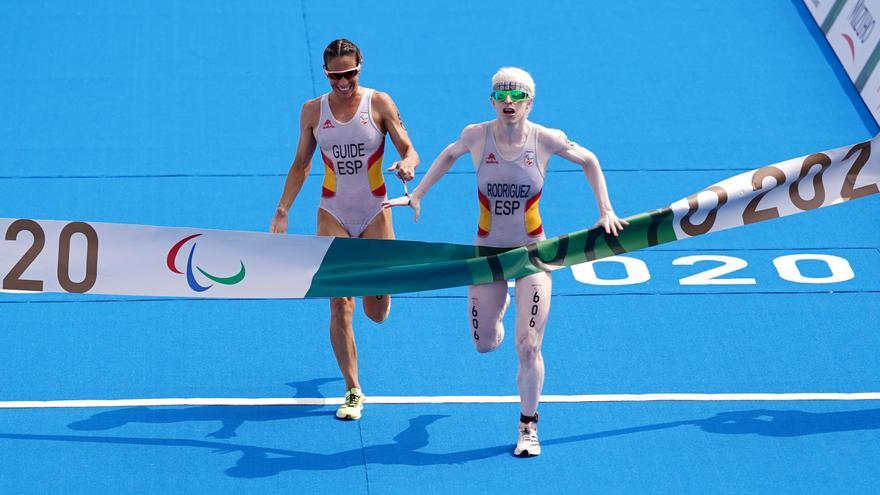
[543,407,880,447]
[66,378,339,439]
[1,407,878,478]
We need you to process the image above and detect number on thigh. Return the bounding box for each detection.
[468,281,509,350]
[514,271,552,338]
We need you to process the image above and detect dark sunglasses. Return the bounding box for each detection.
[325,65,361,81]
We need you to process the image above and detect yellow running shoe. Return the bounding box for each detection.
[336,388,365,420]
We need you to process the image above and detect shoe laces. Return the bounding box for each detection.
[519,425,538,445]
[344,391,361,408]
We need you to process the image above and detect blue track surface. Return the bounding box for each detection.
[2,1,880,493]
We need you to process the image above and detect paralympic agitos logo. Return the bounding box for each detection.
[166,234,246,292]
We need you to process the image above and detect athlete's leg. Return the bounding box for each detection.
[360,208,393,323]
[513,271,552,417]
[468,280,510,353]
[317,208,359,392]
[511,270,551,456]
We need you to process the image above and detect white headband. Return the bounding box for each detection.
[492,81,532,93]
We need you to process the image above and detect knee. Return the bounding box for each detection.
[329,297,354,320]
[474,338,501,354]
[472,326,503,353]
[365,310,387,323]
[364,295,390,323]
[515,335,541,363]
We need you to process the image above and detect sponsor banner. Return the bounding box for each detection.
[823,0,880,80]
[2,136,879,299]
[804,0,880,122]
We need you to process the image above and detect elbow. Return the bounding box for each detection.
[438,153,456,169]
[404,146,420,166]
[292,159,311,177]
[581,153,600,173]
[440,145,461,165]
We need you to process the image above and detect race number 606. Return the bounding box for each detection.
[3,219,98,293]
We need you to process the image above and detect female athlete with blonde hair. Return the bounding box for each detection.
[385,67,625,456]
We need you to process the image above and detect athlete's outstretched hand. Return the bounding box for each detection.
[383,193,421,222]
[387,160,416,181]
[595,210,628,237]
[270,207,289,234]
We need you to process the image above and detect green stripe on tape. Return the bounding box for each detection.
[305,238,478,297]
[302,208,680,297]
[855,41,880,90]
[821,0,849,34]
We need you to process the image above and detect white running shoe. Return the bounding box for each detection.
[336,388,365,420]
[514,422,541,457]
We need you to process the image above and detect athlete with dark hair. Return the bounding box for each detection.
[271,38,419,420]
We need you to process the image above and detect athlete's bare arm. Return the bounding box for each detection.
[540,129,628,236]
[373,92,419,181]
[270,98,320,234]
[383,124,483,220]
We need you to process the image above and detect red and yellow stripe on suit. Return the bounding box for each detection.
[367,140,386,197]
[524,189,543,236]
[321,151,337,198]
[477,189,492,237]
